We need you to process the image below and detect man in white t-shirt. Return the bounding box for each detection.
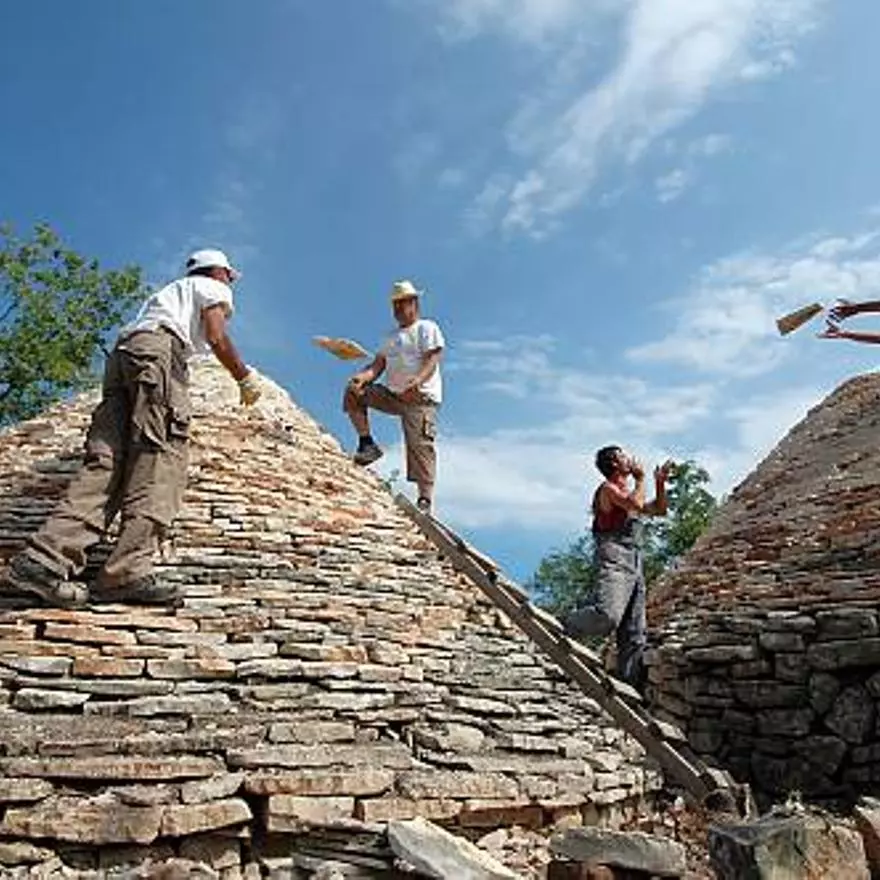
[344,280,445,512]
[5,248,262,607]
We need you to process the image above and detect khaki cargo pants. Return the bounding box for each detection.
[26,329,191,590]
[344,383,437,488]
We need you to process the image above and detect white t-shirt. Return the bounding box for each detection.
[381,318,445,404]
[118,276,234,356]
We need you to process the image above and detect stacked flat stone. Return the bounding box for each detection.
[647,373,880,802]
[0,360,659,878]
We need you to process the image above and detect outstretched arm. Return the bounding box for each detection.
[643,464,671,516]
[203,304,249,380]
[349,353,387,389]
[829,300,880,321]
[819,325,880,345]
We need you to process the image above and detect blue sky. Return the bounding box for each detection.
[4,1,880,580]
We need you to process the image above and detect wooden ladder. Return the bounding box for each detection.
[396,494,744,813]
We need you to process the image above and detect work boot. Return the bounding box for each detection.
[93,573,180,606]
[353,441,383,466]
[3,555,89,608]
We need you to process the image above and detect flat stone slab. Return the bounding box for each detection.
[388,816,521,879]
[0,796,163,845]
[709,810,869,880]
[550,828,686,878]
[0,755,224,781]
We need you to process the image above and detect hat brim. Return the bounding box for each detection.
[390,290,422,302]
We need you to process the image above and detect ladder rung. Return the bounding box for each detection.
[648,718,688,743]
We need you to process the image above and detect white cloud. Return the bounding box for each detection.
[439,0,606,43]
[688,133,733,157]
[464,174,514,236]
[449,0,821,234]
[404,334,825,533]
[388,335,718,530]
[627,228,880,375]
[384,222,875,535]
[655,168,691,203]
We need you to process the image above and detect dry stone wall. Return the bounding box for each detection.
[648,604,880,803]
[0,361,660,877]
[647,373,880,803]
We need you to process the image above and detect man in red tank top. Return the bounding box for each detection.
[565,445,672,691]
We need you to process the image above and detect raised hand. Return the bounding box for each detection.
[828,299,857,322]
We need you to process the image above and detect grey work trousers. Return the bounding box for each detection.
[566,525,647,689]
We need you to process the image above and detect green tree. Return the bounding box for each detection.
[0,223,144,425]
[529,533,597,617]
[531,460,718,612]
[642,460,718,581]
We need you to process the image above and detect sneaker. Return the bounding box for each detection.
[94,574,180,606]
[353,442,383,466]
[416,497,432,514]
[4,555,89,607]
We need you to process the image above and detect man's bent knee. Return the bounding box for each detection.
[565,606,618,639]
[343,384,365,413]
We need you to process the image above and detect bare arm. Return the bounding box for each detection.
[404,348,443,390]
[819,325,880,345]
[643,466,669,516]
[350,353,387,388]
[605,463,670,518]
[603,474,647,516]
[830,300,880,320]
[203,304,248,381]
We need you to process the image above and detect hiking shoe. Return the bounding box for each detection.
[4,555,89,607]
[94,574,180,606]
[416,497,433,514]
[353,442,383,466]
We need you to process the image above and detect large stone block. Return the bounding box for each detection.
[815,609,878,641]
[244,768,395,797]
[388,816,520,880]
[709,810,869,880]
[265,795,355,829]
[181,773,245,804]
[160,798,252,837]
[756,708,813,738]
[550,827,687,878]
[398,771,520,800]
[0,755,224,781]
[825,686,874,744]
[0,796,163,844]
[0,778,53,804]
[807,639,880,670]
[809,672,841,715]
[734,681,805,708]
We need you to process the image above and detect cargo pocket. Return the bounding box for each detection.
[422,409,437,441]
[130,361,169,449]
[168,379,192,443]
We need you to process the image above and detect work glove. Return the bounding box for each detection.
[238,370,262,406]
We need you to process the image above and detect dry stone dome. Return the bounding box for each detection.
[0,360,659,878]
[647,373,880,803]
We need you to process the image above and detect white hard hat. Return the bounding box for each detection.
[185,248,241,281]
[389,279,422,302]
